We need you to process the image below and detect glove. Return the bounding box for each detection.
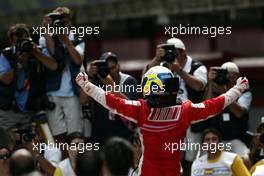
[234,77,249,93]
[76,72,89,89]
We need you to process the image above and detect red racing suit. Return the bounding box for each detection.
[82,82,241,176]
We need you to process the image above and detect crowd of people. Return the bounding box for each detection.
[0,6,263,176]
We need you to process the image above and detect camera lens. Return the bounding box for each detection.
[22,133,34,143]
[17,38,33,53]
[53,19,64,27]
[164,50,176,62]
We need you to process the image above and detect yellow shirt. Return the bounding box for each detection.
[250,159,264,176]
[54,167,63,176]
[191,151,250,176]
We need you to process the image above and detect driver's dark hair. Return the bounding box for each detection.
[7,23,30,39]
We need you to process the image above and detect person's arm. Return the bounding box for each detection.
[42,15,55,55]
[0,70,15,85]
[190,77,249,123]
[172,62,205,91]
[76,72,141,123]
[143,47,165,74]
[35,153,56,176]
[229,91,252,118]
[60,34,82,65]
[231,155,251,176]
[0,54,14,85]
[32,45,57,70]
[178,69,204,91]
[205,68,218,99]
[25,142,56,176]
[229,102,248,118]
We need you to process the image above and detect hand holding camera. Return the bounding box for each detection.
[89,60,110,79]
[155,46,166,61]
[42,15,52,28]
[158,43,177,63]
[208,67,218,81]
[208,67,229,85]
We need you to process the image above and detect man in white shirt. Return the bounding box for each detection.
[40,7,84,142]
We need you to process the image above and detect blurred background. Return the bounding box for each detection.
[0,0,264,132]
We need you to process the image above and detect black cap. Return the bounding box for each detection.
[100,52,118,63]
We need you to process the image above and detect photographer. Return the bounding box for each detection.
[146,38,208,174]
[205,62,252,158]
[0,23,57,131]
[249,123,264,173]
[81,52,138,143]
[40,7,84,141]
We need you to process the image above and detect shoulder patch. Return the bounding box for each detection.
[124,100,141,106]
[191,103,205,108]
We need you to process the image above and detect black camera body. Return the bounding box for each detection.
[159,44,177,63]
[93,60,110,78]
[48,12,65,27]
[16,128,35,143]
[16,38,33,53]
[212,67,229,85]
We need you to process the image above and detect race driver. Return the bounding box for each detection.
[75,65,249,176]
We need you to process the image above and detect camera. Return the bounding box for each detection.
[47,12,65,27]
[159,44,177,63]
[212,67,229,85]
[16,38,33,53]
[16,128,35,143]
[93,60,110,78]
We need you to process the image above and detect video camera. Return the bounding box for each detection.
[158,43,177,63]
[47,12,65,27]
[93,60,110,78]
[16,38,34,53]
[15,112,55,144]
[212,67,229,85]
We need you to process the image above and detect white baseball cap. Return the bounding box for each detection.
[221,62,239,73]
[166,38,186,50]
